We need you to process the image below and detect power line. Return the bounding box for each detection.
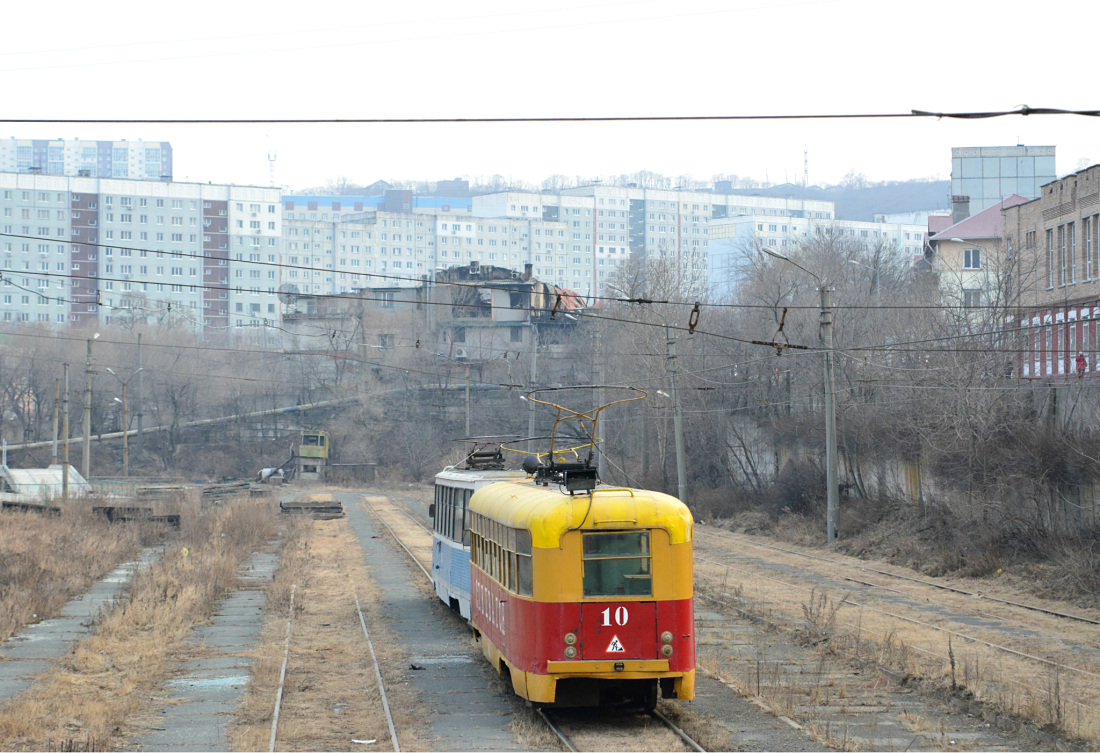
[0,229,1056,312]
[2,106,1098,124]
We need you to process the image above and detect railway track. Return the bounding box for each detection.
[362,494,712,752]
[694,527,1100,744]
[537,706,705,752]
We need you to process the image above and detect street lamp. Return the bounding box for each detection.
[760,247,839,544]
[105,367,142,477]
[848,259,879,295]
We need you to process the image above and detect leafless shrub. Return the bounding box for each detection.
[799,588,849,646]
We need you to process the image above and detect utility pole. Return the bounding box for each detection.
[120,380,130,477]
[464,364,471,439]
[83,338,92,480]
[595,324,606,481]
[136,333,143,462]
[107,366,143,478]
[62,364,69,502]
[52,378,60,463]
[527,321,538,453]
[822,285,838,544]
[759,247,839,546]
[667,330,687,506]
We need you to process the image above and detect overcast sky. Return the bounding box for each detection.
[2,0,1095,192]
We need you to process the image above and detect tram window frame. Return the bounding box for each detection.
[581,530,652,597]
[516,529,532,596]
[451,488,463,544]
[469,513,534,597]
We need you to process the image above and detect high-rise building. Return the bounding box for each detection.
[0,138,172,180]
[951,145,1055,213]
[0,172,280,331]
[707,216,927,300]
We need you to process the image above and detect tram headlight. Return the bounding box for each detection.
[661,644,674,658]
[564,646,577,659]
[564,632,577,646]
[660,631,673,644]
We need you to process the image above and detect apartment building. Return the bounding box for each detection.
[0,138,172,180]
[279,186,840,307]
[707,215,927,300]
[1003,164,1100,379]
[0,172,280,331]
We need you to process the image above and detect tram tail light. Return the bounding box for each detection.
[564,632,578,659]
[660,631,673,644]
[661,644,674,658]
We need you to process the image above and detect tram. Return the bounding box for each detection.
[430,443,529,620]
[432,388,695,709]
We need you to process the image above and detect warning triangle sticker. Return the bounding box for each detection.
[606,635,625,653]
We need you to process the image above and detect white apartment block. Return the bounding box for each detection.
[0,172,280,331]
[282,186,840,307]
[0,174,860,332]
[0,138,172,179]
[707,215,927,300]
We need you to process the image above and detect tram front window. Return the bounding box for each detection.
[582,531,651,597]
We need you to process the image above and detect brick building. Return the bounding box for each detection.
[1003,165,1100,379]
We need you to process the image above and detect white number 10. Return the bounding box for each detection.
[600,606,629,626]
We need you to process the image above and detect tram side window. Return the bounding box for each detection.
[433,485,442,534]
[582,531,652,597]
[516,529,533,596]
[469,514,534,597]
[438,486,454,539]
[451,488,465,544]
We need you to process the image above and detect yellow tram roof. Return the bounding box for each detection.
[470,481,693,548]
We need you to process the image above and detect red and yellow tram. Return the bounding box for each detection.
[467,478,694,708]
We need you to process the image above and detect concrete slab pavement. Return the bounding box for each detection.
[0,548,159,705]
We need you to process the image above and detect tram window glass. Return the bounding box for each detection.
[434,485,443,534]
[452,489,464,543]
[582,531,652,597]
[516,529,533,595]
[443,487,453,539]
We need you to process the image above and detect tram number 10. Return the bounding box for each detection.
[600,606,629,627]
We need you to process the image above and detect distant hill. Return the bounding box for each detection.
[725,180,950,222]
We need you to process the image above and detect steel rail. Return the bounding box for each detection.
[268,584,296,752]
[535,709,577,753]
[362,496,432,583]
[651,708,706,752]
[355,592,400,752]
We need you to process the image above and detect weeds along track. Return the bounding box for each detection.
[695,527,1100,744]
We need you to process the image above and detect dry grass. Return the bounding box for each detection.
[0,501,169,644]
[0,496,279,751]
[231,503,432,752]
[695,526,1100,746]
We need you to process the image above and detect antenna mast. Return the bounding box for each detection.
[267,151,277,188]
[803,146,808,188]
